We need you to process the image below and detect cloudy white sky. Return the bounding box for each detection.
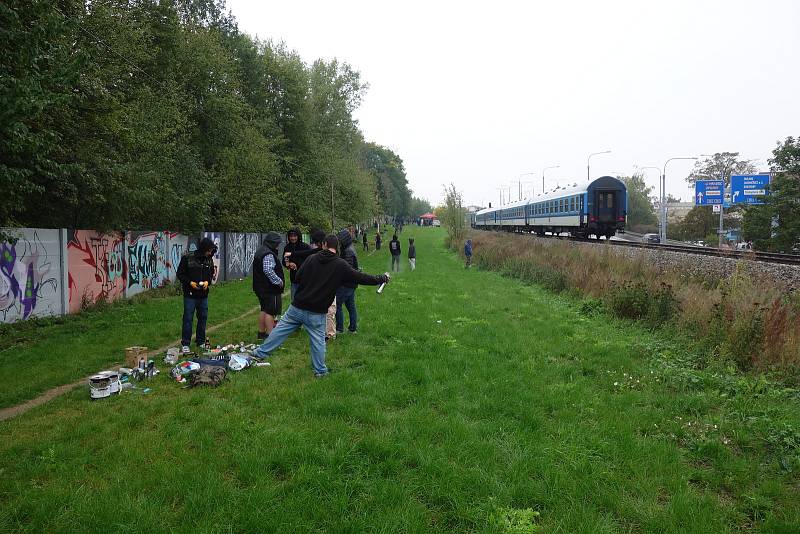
[227,0,799,207]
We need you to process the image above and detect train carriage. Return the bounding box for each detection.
[474,176,627,239]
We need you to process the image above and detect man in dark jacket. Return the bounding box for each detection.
[335,228,361,334]
[282,227,310,300]
[389,234,401,272]
[176,237,217,351]
[254,234,389,377]
[253,232,284,340]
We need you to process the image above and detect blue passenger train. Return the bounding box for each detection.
[473,176,627,239]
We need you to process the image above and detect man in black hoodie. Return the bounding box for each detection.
[252,232,285,340]
[176,237,217,352]
[282,227,310,300]
[335,228,361,334]
[253,234,389,377]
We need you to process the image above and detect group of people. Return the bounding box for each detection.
[177,228,395,378]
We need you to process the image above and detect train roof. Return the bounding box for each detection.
[476,176,625,215]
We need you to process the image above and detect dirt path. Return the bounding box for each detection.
[0,306,260,423]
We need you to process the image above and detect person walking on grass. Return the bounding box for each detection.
[375,231,382,251]
[464,238,473,269]
[176,237,217,353]
[362,231,369,252]
[252,232,285,340]
[253,234,390,377]
[408,238,416,271]
[389,234,401,272]
[283,227,310,301]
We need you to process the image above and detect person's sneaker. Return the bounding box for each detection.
[181,345,191,354]
[348,329,357,334]
[314,371,329,378]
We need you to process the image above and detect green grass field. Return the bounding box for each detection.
[1,228,798,532]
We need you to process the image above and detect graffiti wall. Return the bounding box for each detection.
[166,232,190,281]
[126,231,170,297]
[202,232,224,284]
[1,228,65,323]
[67,230,126,313]
[2,227,269,323]
[225,233,260,279]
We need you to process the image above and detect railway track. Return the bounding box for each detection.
[479,229,800,266]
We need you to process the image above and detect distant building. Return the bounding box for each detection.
[665,202,694,223]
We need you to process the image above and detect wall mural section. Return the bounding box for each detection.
[1,228,285,323]
[1,228,65,322]
[67,230,126,313]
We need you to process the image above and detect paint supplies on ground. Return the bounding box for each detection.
[170,361,200,381]
[124,346,149,368]
[188,366,227,388]
[89,371,121,399]
[227,354,252,371]
[164,347,180,365]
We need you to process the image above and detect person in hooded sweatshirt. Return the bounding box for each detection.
[282,227,310,300]
[464,238,473,269]
[253,234,389,377]
[176,237,217,352]
[389,234,401,272]
[408,238,416,271]
[252,232,285,340]
[335,228,363,334]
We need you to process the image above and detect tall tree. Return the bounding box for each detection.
[686,152,758,186]
[621,174,657,227]
[742,137,800,252]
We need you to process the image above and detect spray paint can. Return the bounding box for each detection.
[376,282,386,294]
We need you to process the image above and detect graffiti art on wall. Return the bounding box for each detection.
[166,232,189,281]
[1,229,63,323]
[67,230,126,313]
[202,232,223,283]
[225,233,260,279]
[126,231,169,297]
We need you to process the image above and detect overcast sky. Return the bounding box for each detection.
[226,0,800,207]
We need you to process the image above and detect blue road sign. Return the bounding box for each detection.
[695,180,724,205]
[731,174,770,205]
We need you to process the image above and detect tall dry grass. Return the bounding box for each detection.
[464,231,800,372]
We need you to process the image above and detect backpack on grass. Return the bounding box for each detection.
[188,366,227,388]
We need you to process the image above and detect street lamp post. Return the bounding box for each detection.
[587,151,611,182]
[660,157,698,242]
[542,165,559,193]
[518,172,537,199]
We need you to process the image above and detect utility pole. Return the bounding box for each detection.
[330,175,335,232]
[587,151,611,182]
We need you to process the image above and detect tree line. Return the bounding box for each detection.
[1,0,431,235]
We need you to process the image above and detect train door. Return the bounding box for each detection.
[596,191,617,223]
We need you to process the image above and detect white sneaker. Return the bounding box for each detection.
[181,345,191,354]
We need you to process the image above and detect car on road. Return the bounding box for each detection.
[642,233,660,244]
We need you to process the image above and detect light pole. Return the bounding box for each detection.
[661,157,698,242]
[542,165,559,193]
[518,172,536,199]
[587,150,611,182]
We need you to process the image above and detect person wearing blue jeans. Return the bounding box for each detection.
[335,286,357,333]
[254,234,389,377]
[176,237,217,351]
[181,297,208,348]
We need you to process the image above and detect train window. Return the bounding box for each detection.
[559,199,564,212]
[607,194,613,208]
[569,197,574,211]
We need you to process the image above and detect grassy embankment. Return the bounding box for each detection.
[1,227,798,532]
[468,231,800,374]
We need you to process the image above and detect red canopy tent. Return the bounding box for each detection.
[419,212,438,226]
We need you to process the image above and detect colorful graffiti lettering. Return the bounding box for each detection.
[127,232,169,296]
[1,230,62,322]
[67,230,126,313]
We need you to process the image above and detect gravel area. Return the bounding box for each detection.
[533,237,800,291]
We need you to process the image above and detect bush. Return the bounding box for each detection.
[607,282,650,320]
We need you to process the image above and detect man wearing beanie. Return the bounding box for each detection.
[254,234,389,377]
[252,232,284,340]
[282,227,310,300]
[176,237,217,352]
